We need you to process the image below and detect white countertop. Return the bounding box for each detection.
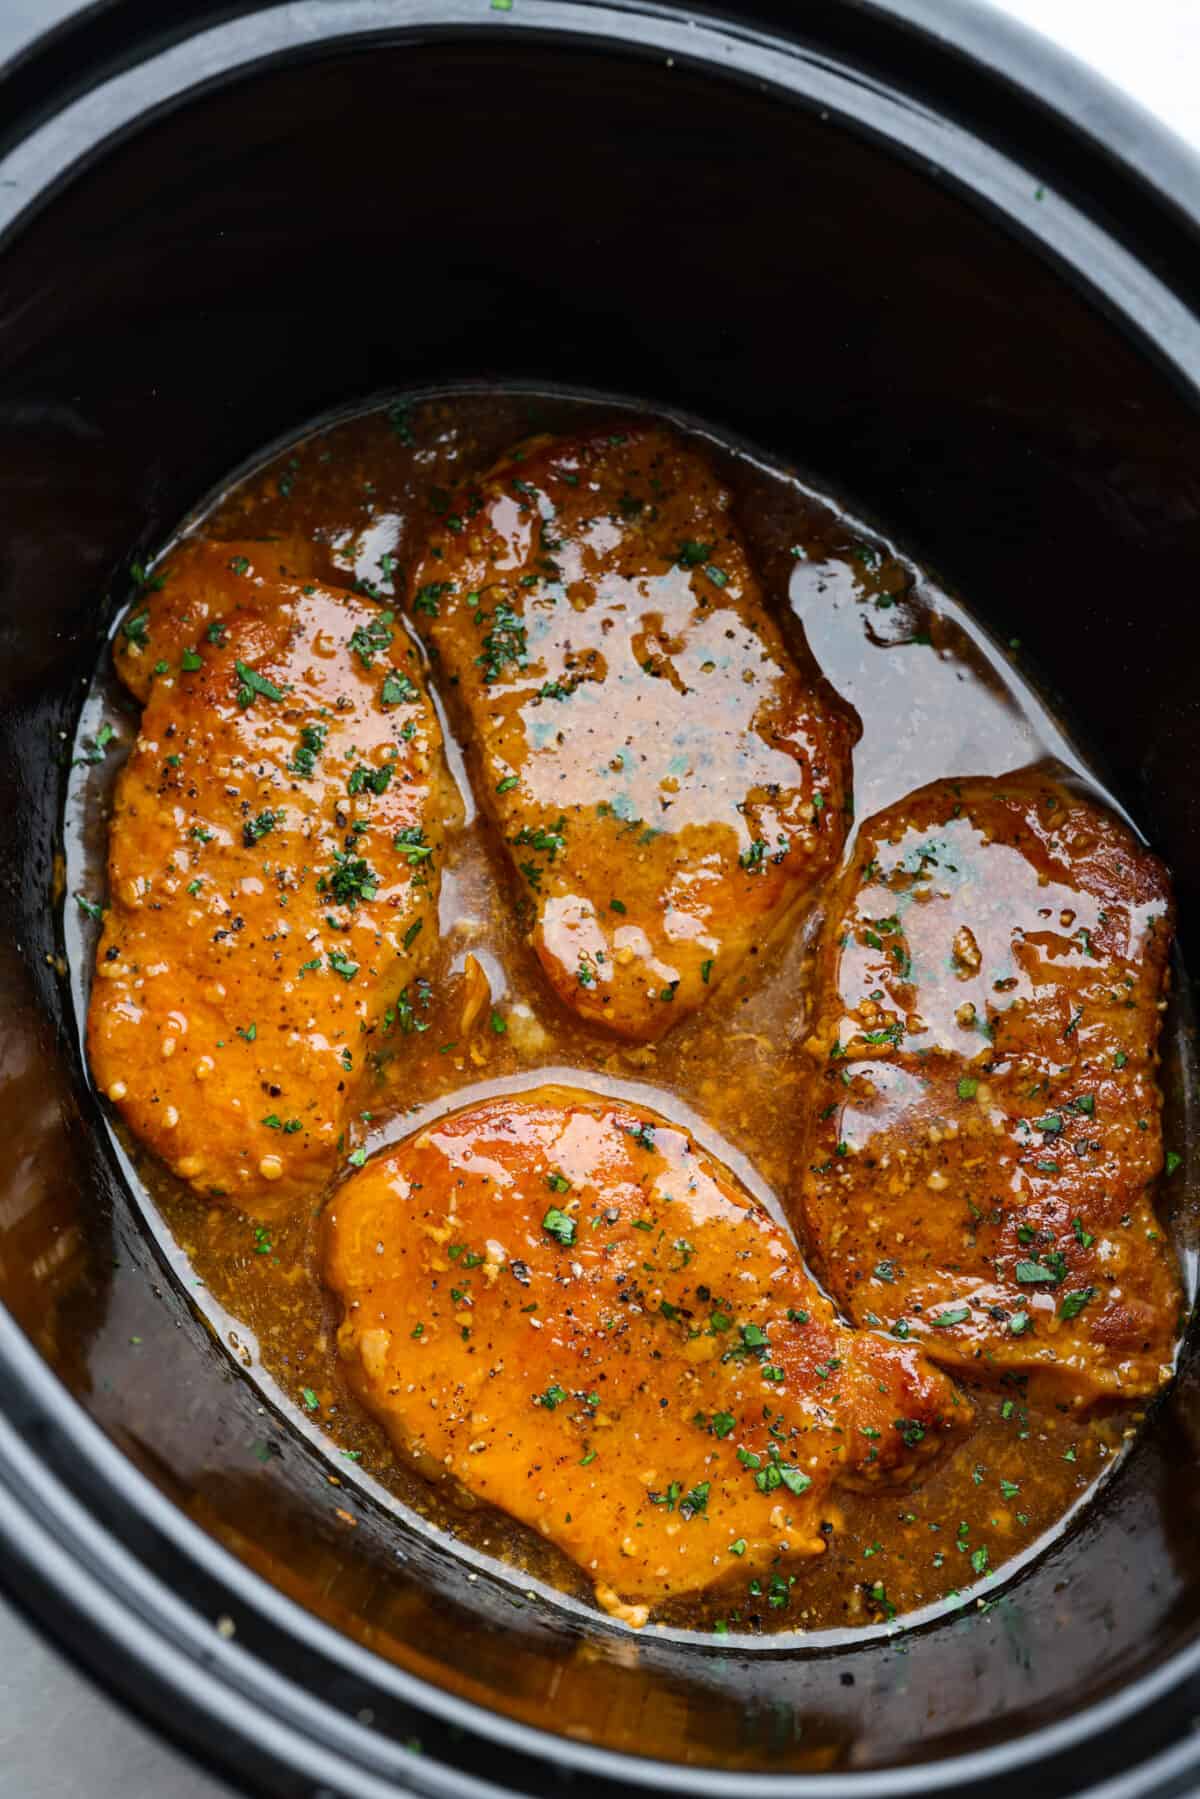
[993,0,1200,151]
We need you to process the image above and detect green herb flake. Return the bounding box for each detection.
[1060,1286,1096,1320]
[242,809,279,848]
[234,660,285,706]
[1015,1254,1067,1286]
[542,1206,576,1247]
[122,608,151,648]
[349,609,395,668]
[381,671,419,708]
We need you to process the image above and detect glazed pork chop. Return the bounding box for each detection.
[323,1087,968,1625]
[794,771,1180,1404]
[88,541,455,1216]
[407,424,858,1040]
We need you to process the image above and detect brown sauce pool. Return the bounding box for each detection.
[62,388,1194,1641]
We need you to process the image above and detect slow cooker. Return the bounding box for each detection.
[1,3,1198,1794]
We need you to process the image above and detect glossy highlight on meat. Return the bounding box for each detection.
[88,540,455,1216]
[408,424,858,1039]
[323,1087,968,1625]
[794,771,1180,1404]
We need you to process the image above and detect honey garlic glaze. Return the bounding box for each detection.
[64,387,1193,1640]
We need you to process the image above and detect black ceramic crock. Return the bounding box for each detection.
[1,3,1199,1795]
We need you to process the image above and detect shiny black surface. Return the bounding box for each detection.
[0,4,1199,1796]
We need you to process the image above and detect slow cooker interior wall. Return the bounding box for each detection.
[1,36,1199,1780]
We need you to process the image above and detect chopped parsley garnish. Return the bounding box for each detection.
[348,761,393,797]
[75,721,116,766]
[234,660,285,706]
[349,609,395,668]
[1015,1253,1068,1285]
[512,817,566,861]
[475,603,527,685]
[325,850,379,907]
[242,809,279,847]
[394,826,433,865]
[680,1482,710,1520]
[328,950,359,982]
[291,723,326,778]
[381,670,419,707]
[542,1206,576,1247]
[1060,1287,1096,1320]
[414,581,453,616]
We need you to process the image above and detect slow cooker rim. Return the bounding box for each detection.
[2,3,1199,1795]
